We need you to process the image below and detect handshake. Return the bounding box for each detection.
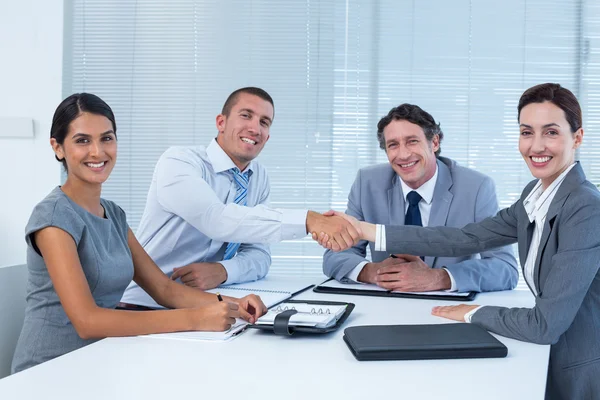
[306,210,375,251]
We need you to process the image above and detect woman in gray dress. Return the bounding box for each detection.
[318,83,600,399]
[11,93,267,373]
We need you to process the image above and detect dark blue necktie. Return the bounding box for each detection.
[404,191,422,226]
[405,191,424,261]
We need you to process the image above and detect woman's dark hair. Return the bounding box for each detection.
[376,103,444,156]
[50,93,117,170]
[518,83,582,133]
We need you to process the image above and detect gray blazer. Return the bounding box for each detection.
[323,157,518,292]
[385,163,600,400]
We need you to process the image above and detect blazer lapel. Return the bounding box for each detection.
[533,215,556,293]
[531,163,585,291]
[518,220,535,293]
[518,219,534,267]
[426,161,453,267]
[387,174,405,228]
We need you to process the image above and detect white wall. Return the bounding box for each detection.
[0,264,27,378]
[0,0,64,268]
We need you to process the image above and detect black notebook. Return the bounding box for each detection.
[343,323,507,361]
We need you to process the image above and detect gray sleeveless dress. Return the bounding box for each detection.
[11,187,134,373]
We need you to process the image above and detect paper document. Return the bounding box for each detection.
[206,277,315,308]
[206,288,289,309]
[319,279,472,297]
[142,319,248,342]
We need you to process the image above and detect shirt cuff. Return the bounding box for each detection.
[443,268,458,292]
[374,224,386,252]
[280,209,309,240]
[219,259,240,285]
[345,261,369,283]
[464,306,485,323]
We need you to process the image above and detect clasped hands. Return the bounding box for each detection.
[358,254,451,292]
[306,210,366,251]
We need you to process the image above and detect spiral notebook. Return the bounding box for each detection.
[143,319,249,342]
[206,277,315,308]
[255,302,347,328]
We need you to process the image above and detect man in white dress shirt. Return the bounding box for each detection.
[122,87,356,307]
[322,104,518,293]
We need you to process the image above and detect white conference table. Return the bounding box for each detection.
[0,278,549,400]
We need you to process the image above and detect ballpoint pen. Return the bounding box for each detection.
[216,292,223,302]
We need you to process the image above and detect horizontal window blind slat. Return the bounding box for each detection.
[64,0,599,283]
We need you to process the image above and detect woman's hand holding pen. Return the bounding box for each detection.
[186,294,266,331]
[218,293,267,325]
[232,294,268,324]
[187,301,242,331]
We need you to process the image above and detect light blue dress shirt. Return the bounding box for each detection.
[122,139,307,307]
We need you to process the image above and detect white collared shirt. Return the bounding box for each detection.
[122,139,308,307]
[346,166,457,290]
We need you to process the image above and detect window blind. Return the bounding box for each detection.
[64,0,597,286]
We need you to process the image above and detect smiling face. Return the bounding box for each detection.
[519,101,583,189]
[383,119,439,189]
[215,93,273,171]
[51,112,117,186]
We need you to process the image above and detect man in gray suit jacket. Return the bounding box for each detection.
[323,104,518,292]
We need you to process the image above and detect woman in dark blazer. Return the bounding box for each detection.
[320,83,600,399]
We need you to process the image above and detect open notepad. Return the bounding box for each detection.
[140,278,315,342]
[255,302,347,329]
[314,279,476,301]
[205,281,304,309]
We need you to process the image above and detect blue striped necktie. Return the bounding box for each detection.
[223,168,250,260]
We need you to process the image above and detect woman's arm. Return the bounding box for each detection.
[469,201,600,344]
[127,228,267,322]
[36,227,249,339]
[318,201,519,256]
[433,198,600,345]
